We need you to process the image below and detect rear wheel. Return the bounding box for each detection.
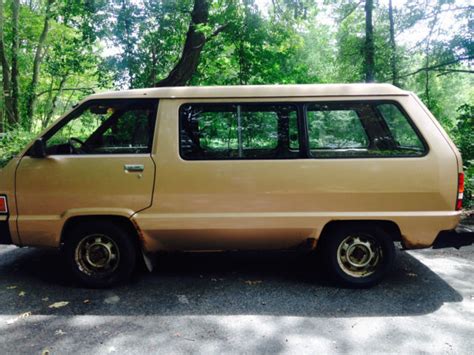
[63,221,137,288]
[319,224,395,288]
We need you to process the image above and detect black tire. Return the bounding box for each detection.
[63,220,137,288]
[319,224,395,288]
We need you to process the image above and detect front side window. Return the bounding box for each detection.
[306,102,426,158]
[44,99,158,155]
[180,103,300,159]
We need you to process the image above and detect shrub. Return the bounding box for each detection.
[0,126,37,169]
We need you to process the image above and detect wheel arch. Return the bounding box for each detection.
[318,220,402,244]
[60,215,142,249]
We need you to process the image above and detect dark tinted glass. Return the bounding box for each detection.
[306,102,425,158]
[377,103,425,151]
[180,103,300,160]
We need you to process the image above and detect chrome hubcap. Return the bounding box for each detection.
[75,234,120,276]
[337,235,382,277]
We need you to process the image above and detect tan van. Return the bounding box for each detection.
[0,84,465,288]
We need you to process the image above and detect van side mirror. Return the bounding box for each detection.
[30,138,47,158]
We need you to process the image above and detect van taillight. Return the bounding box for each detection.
[456,173,464,210]
[0,196,7,214]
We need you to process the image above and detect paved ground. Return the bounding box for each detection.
[0,241,473,354]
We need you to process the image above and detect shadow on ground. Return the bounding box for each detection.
[0,245,463,319]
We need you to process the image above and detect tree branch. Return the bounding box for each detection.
[35,87,96,98]
[209,23,229,39]
[435,69,474,76]
[399,56,474,78]
[340,0,363,23]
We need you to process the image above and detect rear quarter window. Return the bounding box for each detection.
[377,103,425,151]
[306,101,426,158]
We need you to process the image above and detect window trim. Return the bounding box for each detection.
[29,98,159,156]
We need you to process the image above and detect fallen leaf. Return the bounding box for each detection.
[49,301,69,309]
[104,295,120,304]
[177,295,190,305]
[18,291,26,297]
[6,311,31,325]
[176,295,189,304]
[20,311,31,318]
[6,319,17,325]
[244,280,262,285]
[6,285,17,290]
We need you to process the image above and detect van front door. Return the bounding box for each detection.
[15,99,158,247]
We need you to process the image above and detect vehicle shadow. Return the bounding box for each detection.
[0,245,463,318]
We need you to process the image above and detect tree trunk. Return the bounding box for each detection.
[11,0,20,124]
[25,0,54,128]
[364,0,375,82]
[423,5,441,109]
[149,46,157,87]
[43,74,68,128]
[0,0,13,130]
[155,0,209,87]
[388,0,398,86]
[120,0,136,88]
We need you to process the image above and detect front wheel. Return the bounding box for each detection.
[320,225,395,288]
[63,221,137,288]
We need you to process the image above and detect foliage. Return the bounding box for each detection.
[0,0,109,132]
[0,126,36,168]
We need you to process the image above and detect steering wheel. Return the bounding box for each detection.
[68,137,87,154]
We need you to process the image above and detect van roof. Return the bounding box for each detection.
[88,83,408,100]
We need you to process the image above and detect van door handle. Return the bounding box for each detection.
[124,164,144,172]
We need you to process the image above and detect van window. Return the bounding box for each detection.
[44,99,157,155]
[377,103,425,151]
[180,103,300,159]
[306,102,425,158]
[307,105,369,150]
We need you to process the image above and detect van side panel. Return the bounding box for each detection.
[15,155,155,248]
[411,93,463,172]
[133,96,460,252]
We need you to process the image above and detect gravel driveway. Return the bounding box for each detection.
[0,242,473,354]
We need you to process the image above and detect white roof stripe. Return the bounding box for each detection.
[88,83,408,100]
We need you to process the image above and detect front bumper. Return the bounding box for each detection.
[432,228,474,249]
[0,219,12,244]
